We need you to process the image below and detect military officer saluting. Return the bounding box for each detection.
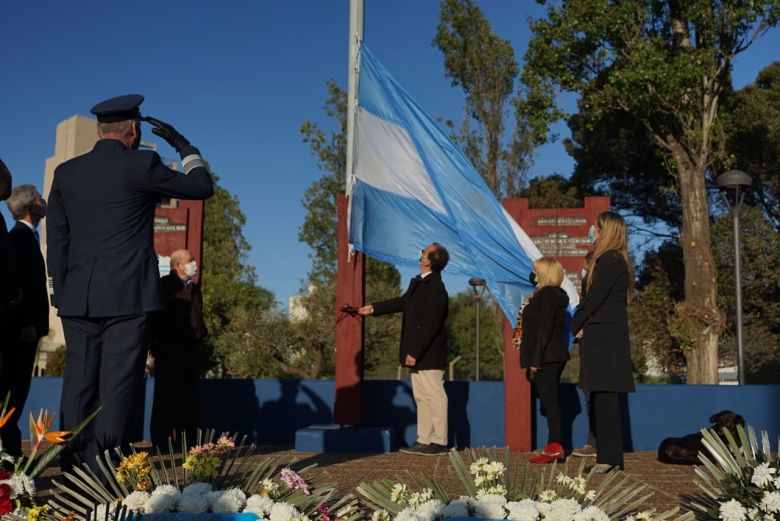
[46,94,214,470]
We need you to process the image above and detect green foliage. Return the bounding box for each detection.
[201,175,275,375]
[299,81,347,284]
[711,206,780,383]
[722,60,780,229]
[44,345,67,376]
[446,290,504,380]
[517,174,582,209]
[519,0,780,383]
[434,0,533,197]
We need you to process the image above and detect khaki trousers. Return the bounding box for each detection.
[411,369,448,445]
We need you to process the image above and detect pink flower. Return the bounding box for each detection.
[317,505,333,521]
[280,467,311,495]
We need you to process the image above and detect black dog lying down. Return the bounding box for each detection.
[657,410,745,465]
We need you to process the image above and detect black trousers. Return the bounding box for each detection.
[59,313,149,471]
[150,341,199,447]
[592,391,623,467]
[534,362,566,444]
[0,334,38,456]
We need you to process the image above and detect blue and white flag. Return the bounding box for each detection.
[348,45,578,324]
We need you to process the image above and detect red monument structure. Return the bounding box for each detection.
[153,199,206,281]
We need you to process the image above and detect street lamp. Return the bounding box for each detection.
[716,169,752,385]
[468,278,487,381]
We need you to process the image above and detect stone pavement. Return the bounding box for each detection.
[35,446,704,516]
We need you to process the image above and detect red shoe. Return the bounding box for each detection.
[529,443,565,463]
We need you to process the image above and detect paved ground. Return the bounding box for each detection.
[35,446,705,516]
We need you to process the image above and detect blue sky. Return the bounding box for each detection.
[1,1,778,307]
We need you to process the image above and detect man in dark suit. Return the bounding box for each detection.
[150,248,207,447]
[0,159,19,314]
[46,94,214,470]
[0,159,21,423]
[359,243,450,456]
[0,185,49,455]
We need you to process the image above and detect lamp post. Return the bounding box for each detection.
[468,278,487,381]
[716,169,752,385]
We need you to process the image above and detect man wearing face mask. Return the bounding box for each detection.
[150,249,208,447]
[46,95,214,470]
[1,185,50,456]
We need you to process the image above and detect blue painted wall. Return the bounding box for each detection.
[20,378,780,451]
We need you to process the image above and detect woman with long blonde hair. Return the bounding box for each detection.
[517,257,570,464]
[571,212,635,473]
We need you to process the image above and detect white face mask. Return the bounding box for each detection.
[183,260,198,277]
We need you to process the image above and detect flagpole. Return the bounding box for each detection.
[345,0,364,198]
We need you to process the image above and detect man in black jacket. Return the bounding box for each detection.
[0,185,49,455]
[47,94,214,470]
[359,243,450,456]
[150,249,208,447]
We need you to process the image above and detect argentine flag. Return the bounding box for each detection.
[348,45,578,324]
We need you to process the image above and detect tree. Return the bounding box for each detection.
[202,175,275,374]
[519,0,780,383]
[434,0,533,197]
[517,174,582,209]
[300,82,402,378]
[723,61,780,229]
[711,206,780,383]
[446,290,504,380]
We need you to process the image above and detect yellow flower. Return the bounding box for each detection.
[27,504,50,521]
[115,452,153,491]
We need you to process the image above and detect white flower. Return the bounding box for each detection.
[506,499,539,521]
[181,482,213,496]
[2,473,35,498]
[261,478,282,498]
[475,495,506,519]
[370,510,392,521]
[760,491,780,514]
[548,498,582,519]
[146,485,180,513]
[408,488,434,508]
[584,490,597,502]
[395,506,424,521]
[538,489,557,502]
[752,463,778,488]
[440,500,470,518]
[477,484,508,497]
[245,494,276,516]
[391,483,409,504]
[210,487,246,513]
[122,491,150,513]
[269,502,301,521]
[415,499,444,521]
[719,499,747,521]
[573,505,610,521]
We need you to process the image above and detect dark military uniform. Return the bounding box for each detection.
[46,95,214,469]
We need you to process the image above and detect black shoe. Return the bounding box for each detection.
[417,443,448,456]
[399,442,428,454]
[586,463,623,474]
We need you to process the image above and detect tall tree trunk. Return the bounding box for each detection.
[671,142,722,383]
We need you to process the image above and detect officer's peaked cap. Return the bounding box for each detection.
[90,94,144,123]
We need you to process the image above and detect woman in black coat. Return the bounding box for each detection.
[571,212,635,472]
[515,257,570,463]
